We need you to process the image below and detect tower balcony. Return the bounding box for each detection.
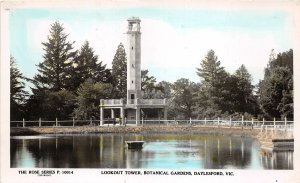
[100,98,167,108]
[127,98,166,105]
[100,99,124,107]
[139,99,166,105]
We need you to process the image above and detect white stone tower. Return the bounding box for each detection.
[100,17,167,126]
[126,17,141,104]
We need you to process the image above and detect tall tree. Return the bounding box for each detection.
[111,43,127,98]
[27,21,77,120]
[232,65,258,114]
[10,56,28,120]
[70,41,112,90]
[259,67,293,119]
[258,49,293,119]
[277,77,293,119]
[94,62,112,84]
[34,21,77,91]
[196,50,227,88]
[196,50,229,115]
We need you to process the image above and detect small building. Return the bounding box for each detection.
[100,17,167,125]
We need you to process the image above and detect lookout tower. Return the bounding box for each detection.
[100,17,167,126]
[127,17,141,104]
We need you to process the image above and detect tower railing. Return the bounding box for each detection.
[139,99,166,105]
[100,98,167,106]
[101,99,123,105]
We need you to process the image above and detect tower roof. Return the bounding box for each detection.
[127,17,141,23]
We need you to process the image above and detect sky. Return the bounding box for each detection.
[9,7,293,89]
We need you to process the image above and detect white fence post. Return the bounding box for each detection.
[205,117,207,126]
[217,117,220,127]
[251,118,254,129]
[39,118,41,127]
[229,116,232,128]
[73,117,75,127]
[273,117,276,129]
[242,116,244,129]
[158,116,160,126]
[56,117,58,127]
[263,118,265,126]
[90,118,92,125]
[23,118,25,128]
[285,116,287,131]
[190,117,192,126]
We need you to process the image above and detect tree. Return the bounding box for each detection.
[268,49,293,72]
[232,65,258,114]
[73,81,115,119]
[25,89,46,120]
[277,77,293,119]
[43,90,76,120]
[196,50,229,115]
[27,21,77,120]
[34,21,77,91]
[258,49,293,119]
[10,56,28,120]
[196,50,227,88]
[259,67,293,119]
[25,89,76,121]
[70,41,112,90]
[94,62,113,84]
[141,70,163,99]
[141,70,156,91]
[25,89,76,120]
[156,81,173,99]
[172,78,198,119]
[111,43,127,98]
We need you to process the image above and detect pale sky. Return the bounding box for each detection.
[9,7,293,88]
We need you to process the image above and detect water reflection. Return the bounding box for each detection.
[10,134,293,169]
[260,151,293,169]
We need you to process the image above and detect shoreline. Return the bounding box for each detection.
[10,125,260,137]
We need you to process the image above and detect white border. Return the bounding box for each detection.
[1,0,299,182]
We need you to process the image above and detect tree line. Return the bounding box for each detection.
[10,21,293,121]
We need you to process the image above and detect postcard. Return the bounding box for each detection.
[1,0,299,182]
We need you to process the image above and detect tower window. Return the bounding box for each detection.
[132,80,134,84]
[132,46,133,50]
[132,64,134,68]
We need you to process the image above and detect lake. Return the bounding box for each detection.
[10,133,293,169]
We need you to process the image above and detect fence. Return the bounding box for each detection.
[10,118,116,128]
[11,117,294,131]
[140,118,293,129]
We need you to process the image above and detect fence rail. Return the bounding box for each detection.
[11,117,294,131]
[10,118,117,127]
